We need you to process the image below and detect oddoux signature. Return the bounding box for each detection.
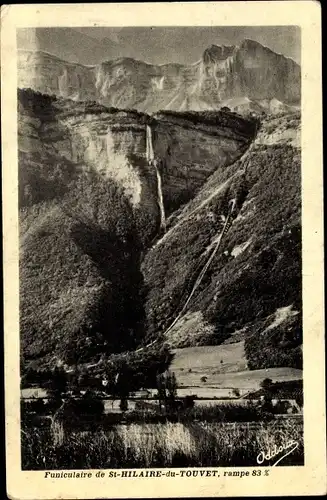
[256,440,299,466]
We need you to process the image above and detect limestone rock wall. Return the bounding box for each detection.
[18,39,300,113]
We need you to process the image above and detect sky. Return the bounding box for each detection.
[17,26,301,66]
[75,26,301,64]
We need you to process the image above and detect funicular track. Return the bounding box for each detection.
[136,126,258,353]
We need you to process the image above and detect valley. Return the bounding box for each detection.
[18,33,303,470]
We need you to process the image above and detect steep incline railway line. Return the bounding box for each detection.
[136,123,259,353]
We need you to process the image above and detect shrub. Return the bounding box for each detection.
[260,378,273,391]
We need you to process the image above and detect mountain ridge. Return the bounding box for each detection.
[18,38,301,114]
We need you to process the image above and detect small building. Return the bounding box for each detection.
[21,387,48,399]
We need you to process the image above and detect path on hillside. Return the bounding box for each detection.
[162,198,237,337]
[137,133,258,353]
[136,197,239,353]
[153,173,239,249]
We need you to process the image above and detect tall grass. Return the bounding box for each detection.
[21,419,303,470]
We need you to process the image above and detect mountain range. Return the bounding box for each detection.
[18,38,300,114]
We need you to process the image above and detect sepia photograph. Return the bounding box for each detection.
[17,24,304,470]
[1,2,325,499]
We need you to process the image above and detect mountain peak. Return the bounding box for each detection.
[202,44,235,64]
[239,38,299,66]
[18,38,301,113]
[240,38,263,49]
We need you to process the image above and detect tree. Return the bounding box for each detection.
[156,373,166,412]
[295,391,303,408]
[113,363,130,405]
[183,395,195,410]
[166,371,177,403]
[156,371,177,411]
[68,367,83,396]
[119,397,128,412]
[232,388,240,397]
[260,378,273,391]
[201,376,208,383]
[45,366,68,401]
[80,390,104,416]
[77,368,91,390]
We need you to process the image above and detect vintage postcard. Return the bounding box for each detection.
[1,2,325,498]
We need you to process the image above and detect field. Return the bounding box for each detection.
[171,343,247,374]
[21,418,303,470]
[171,346,302,390]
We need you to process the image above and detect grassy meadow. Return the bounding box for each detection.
[22,417,303,470]
[171,345,303,391]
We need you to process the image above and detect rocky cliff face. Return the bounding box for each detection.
[19,89,258,367]
[18,39,300,114]
[200,40,300,104]
[19,90,256,231]
[18,50,96,101]
[151,111,255,212]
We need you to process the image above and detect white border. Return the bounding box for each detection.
[2,2,325,498]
